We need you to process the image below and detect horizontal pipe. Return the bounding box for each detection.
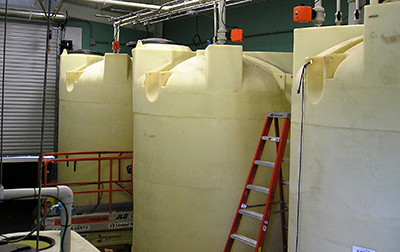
[0,8,67,23]
[117,0,245,27]
[80,0,164,11]
[117,0,214,25]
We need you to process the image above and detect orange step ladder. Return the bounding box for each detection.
[224,112,290,252]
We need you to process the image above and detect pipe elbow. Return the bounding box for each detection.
[57,185,74,204]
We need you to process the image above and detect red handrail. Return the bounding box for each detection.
[38,151,133,214]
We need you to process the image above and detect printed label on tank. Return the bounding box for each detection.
[353,245,376,252]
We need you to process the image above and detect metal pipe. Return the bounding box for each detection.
[80,0,164,11]
[117,0,215,26]
[335,0,342,25]
[217,0,227,44]
[354,0,362,24]
[138,0,250,26]
[1,186,74,252]
[313,0,325,27]
[0,8,67,23]
[166,0,213,11]
[214,2,217,44]
[115,0,248,27]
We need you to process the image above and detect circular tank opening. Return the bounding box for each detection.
[5,235,55,251]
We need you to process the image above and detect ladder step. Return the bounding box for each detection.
[230,234,257,248]
[246,184,269,194]
[254,160,274,168]
[267,112,291,119]
[262,136,291,145]
[238,209,263,221]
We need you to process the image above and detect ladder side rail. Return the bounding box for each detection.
[275,117,288,252]
[278,170,288,252]
[224,117,274,252]
[255,118,291,251]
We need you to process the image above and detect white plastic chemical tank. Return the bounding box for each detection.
[58,50,133,206]
[289,2,400,251]
[132,40,292,252]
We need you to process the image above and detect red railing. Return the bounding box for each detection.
[38,151,133,214]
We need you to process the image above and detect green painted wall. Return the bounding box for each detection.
[163,0,350,52]
[66,19,148,55]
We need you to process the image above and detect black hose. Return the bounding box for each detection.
[36,0,52,250]
[244,29,293,39]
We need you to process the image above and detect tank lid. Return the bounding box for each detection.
[126,38,174,47]
[67,49,104,56]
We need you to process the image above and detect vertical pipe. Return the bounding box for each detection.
[335,0,342,25]
[213,2,217,44]
[217,0,227,44]
[313,0,325,27]
[354,0,362,24]
[60,201,72,252]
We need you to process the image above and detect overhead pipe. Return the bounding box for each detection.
[116,0,215,26]
[0,8,67,23]
[80,0,165,11]
[141,0,250,26]
[166,0,214,11]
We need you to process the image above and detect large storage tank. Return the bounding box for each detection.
[58,51,133,206]
[132,41,292,251]
[289,2,400,251]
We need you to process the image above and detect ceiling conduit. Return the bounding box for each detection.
[80,0,165,11]
[0,8,67,23]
